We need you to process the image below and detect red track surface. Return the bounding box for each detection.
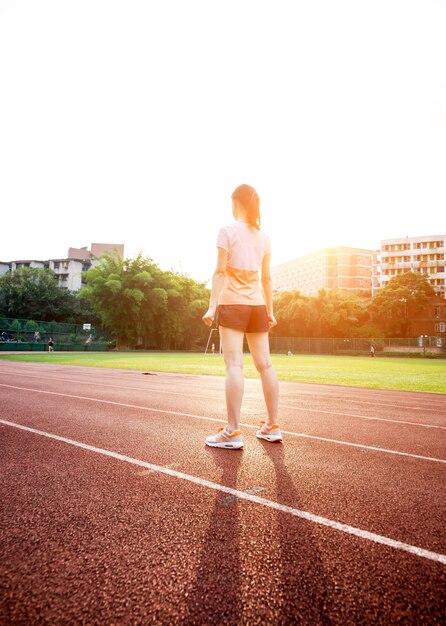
[1,361,445,624]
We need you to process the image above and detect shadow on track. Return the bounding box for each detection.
[259,440,334,624]
[183,447,243,625]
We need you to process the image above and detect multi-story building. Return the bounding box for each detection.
[410,296,446,337]
[271,246,374,296]
[0,262,10,277]
[68,243,124,261]
[379,235,445,298]
[49,258,90,291]
[0,243,124,291]
[10,260,47,271]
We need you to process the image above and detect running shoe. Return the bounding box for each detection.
[205,427,244,449]
[256,421,283,442]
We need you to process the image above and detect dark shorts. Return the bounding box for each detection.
[218,305,269,333]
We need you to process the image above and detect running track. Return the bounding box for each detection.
[1,360,445,624]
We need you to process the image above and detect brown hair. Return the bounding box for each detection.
[231,184,261,230]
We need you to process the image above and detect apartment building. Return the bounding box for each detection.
[0,243,124,292]
[51,243,125,290]
[410,296,446,337]
[0,262,10,277]
[271,247,374,296]
[68,243,124,261]
[49,258,90,291]
[378,235,445,299]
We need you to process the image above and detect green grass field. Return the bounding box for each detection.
[1,351,445,393]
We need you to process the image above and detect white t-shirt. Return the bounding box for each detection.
[217,221,271,306]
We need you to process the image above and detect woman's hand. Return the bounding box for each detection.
[268,314,277,329]
[202,308,215,327]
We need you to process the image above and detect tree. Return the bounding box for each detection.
[0,267,80,322]
[24,319,41,333]
[272,291,313,337]
[79,252,209,348]
[152,272,209,349]
[312,289,370,338]
[370,271,434,337]
[10,319,21,337]
[273,289,373,338]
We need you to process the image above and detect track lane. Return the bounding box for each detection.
[4,360,446,413]
[1,424,445,625]
[1,382,445,554]
[2,370,446,461]
[1,362,445,624]
[2,382,446,464]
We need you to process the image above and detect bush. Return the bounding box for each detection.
[10,319,21,333]
[24,320,40,333]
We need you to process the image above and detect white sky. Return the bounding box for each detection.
[1,0,445,283]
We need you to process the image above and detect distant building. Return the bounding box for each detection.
[271,246,375,296]
[410,296,446,337]
[0,243,124,291]
[11,260,47,270]
[49,258,88,291]
[0,262,10,277]
[68,243,124,261]
[378,234,446,299]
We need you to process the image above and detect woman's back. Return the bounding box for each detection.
[217,221,271,306]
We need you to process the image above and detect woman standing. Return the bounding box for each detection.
[202,184,282,449]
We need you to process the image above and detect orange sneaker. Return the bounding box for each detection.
[256,421,282,443]
[205,427,244,449]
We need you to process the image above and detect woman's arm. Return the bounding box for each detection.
[261,253,277,328]
[202,247,228,327]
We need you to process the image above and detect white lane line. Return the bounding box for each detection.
[280,393,446,413]
[2,372,445,430]
[278,402,446,430]
[1,418,445,566]
[1,383,445,465]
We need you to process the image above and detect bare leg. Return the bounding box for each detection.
[246,332,279,425]
[219,326,245,432]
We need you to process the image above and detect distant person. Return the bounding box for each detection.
[211,343,215,355]
[202,184,282,449]
[48,337,54,353]
[287,350,294,356]
[370,345,375,358]
[84,334,92,351]
[34,331,41,343]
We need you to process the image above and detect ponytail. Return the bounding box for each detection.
[231,184,261,230]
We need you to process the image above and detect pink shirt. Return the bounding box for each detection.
[217,221,272,306]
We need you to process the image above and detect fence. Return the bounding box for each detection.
[267,336,446,356]
[2,315,445,356]
[0,316,113,351]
